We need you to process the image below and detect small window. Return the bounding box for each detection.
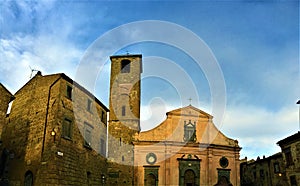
[290,175,297,186]
[100,138,106,156]
[122,106,126,116]
[260,169,264,178]
[274,162,280,173]
[87,171,91,185]
[122,156,125,161]
[87,99,92,112]
[24,171,33,186]
[253,171,256,180]
[66,85,72,99]
[84,122,93,148]
[101,111,106,123]
[121,59,130,73]
[6,100,13,117]
[62,118,72,139]
[284,148,293,166]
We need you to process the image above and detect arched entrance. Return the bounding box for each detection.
[178,157,200,186]
[184,169,195,186]
[24,171,33,186]
[145,173,156,186]
[214,176,231,186]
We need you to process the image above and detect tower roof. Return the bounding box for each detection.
[110,54,142,59]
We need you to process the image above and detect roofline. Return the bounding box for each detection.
[0,83,13,97]
[14,72,45,95]
[166,105,213,118]
[110,54,142,59]
[12,72,109,112]
[242,152,282,165]
[60,73,109,112]
[277,131,300,147]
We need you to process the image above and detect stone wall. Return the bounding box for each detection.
[277,132,300,186]
[240,153,289,186]
[1,73,108,185]
[0,83,13,139]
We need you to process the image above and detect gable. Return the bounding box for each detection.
[166,105,212,119]
[136,105,238,148]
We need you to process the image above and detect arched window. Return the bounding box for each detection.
[24,171,33,186]
[87,171,91,186]
[122,106,126,116]
[184,169,195,186]
[121,59,131,73]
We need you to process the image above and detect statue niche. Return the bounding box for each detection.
[183,120,196,142]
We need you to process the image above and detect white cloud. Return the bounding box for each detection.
[221,103,299,159]
[140,98,178,131]
[0,34,83,93]
[139,95,298,159]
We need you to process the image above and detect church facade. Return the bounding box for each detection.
[106,54,241,186]
[133,106,241,186]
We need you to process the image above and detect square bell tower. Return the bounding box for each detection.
[107,54,142,185]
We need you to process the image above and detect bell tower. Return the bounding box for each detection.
[107,54,142,185]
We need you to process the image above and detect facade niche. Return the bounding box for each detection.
[184,120,196,142]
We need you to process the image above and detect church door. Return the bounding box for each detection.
[145,173,156,186]
[184,169,195,186]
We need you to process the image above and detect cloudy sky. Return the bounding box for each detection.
[0,1,299,159]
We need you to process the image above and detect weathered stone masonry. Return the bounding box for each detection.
[0,72,108,186]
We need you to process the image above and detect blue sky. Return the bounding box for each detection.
[0,1,299,159]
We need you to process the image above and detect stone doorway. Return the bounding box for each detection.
[184,169,196,186]
[144,166,159,186]
[145,173,156,186]
[178,154,200,186]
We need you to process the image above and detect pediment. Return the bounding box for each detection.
[136,105,239,147]
[166,105,212,119]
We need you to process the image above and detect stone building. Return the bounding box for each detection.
[133,106,241,186]
[0,72,108,185]
[106,54,241,186]
[0,54,242,186]
[277,132,300,186]
[0,83,13,138]
[240,153,288,186]
[240,131,300,186]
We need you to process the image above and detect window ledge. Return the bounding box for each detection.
[62,136,72,141]
[84,144,93,150]
[65,96,72,100]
